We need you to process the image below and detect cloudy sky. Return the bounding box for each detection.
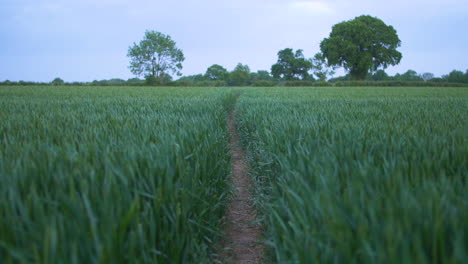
[1,0,467,82]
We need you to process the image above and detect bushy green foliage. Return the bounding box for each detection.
[444,70,467,83]
[321,15,402,80]
[236,87,468,263]
[394,70,423,81]
[250,70,274,82]
[252,80,276,87]
[271,48,312,80]
[0,86,233,263]
[227,63,251,86]
[369,69,390,81]
[333,81,468,87]
[51,78,65,85]
[128,30,185,81]
[283,80,332,87]
[311,52,336,81]
[205,64,228,80]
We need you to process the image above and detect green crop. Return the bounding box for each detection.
[236,87,468,264]
[1,85,467,264]
[0,86,234,263]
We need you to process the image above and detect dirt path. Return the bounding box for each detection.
[217,109,263,264]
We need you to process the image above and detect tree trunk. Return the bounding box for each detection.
[350,67,368,81]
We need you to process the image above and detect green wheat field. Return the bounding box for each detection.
[0,86,467,263]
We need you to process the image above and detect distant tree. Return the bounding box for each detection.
[271,48,312,80]
[320,15,402,80]
[429,77,444,83]
[420,72,434,81]
[127,77,144,84]
[51,77,65,85]
[205,64,228,80]
[311,52,336,81]
[228,63,250,86]
[399,70,423,82]
[370,70,390,81]
[127,30,185,82]
[250,70,274,82]
[256,70,274,81]
[177,74,206,82]
[445,70,466,83]
[107,78,126,84]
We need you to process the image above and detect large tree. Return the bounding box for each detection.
[228,63,250,86]
[445,70,467,83]
[320,15,402,80]
[127,30,185,81]
[205,64,228,80]
[271,48,312,80]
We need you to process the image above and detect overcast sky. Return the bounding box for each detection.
[1,0,467,82]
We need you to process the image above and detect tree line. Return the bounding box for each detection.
[2,15,467,87]
[121,15,467,86]
[2,68,468,87]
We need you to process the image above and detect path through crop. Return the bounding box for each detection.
[218,103,263,264]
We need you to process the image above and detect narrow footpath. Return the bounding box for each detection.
[218,108,263,264]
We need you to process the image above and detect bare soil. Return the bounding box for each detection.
[216,110,263,264]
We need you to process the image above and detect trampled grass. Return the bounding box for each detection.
[0,86,234,263]
[235,87,468,263]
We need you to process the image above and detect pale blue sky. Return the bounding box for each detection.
[1,0,467,82]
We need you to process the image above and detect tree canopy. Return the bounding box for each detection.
[205,64,228,80]
[420,72,435,81]
[320,15,402,80]
[444,70,466,83]
[311,52,336,81]
[394,70,423,81]
[369,69,390,81]
[228,63,250,86]
[271,48,312,80]
[127,30,185,81]
[51,78,64,85]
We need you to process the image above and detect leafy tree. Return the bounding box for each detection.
[397,70,423,81]
[420,72,434,81]
[256,70,274,81]
[51,77,65,85]
[127,78,144,84]
[311,52,336,81]
[107,78,126,84]
[228,63,250,86]
[205,64,228,80]
[250,70,274,82]
[320,15,402,80]
[271,48,312,80]
[445,70,466,83]
[127,30,185,82]
[429,77,445,83]
[177,74,206,82]
[370,69,390,81]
